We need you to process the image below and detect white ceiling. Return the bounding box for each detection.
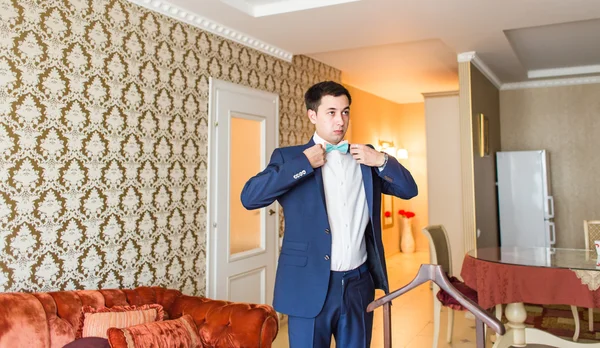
[309,39,459,103]
[217,0,361,17]
[505,18,600,79]
[151,0,600,103]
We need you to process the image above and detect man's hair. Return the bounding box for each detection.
[304,81,352,111]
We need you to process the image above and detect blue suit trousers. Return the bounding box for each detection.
[288,263,375,348]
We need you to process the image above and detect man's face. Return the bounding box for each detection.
[308,95,350,145]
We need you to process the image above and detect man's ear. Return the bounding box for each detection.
[307,109,317,124]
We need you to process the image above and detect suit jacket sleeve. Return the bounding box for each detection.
[376,155,418,199]
[240,148,314,210]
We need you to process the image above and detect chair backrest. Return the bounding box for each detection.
[422,225,452,277]
[584,220,600,250]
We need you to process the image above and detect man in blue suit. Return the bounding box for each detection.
[241,81,418,347]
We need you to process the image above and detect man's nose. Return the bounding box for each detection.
[334,113,344,125]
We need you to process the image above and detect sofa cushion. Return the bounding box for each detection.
[62,337,110,348]
[32,292,78,348]
[106,314,200,348]
[0,293,51,348]
[436,275,478,311]
[78,304,164,339]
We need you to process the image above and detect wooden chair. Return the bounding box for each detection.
[567,220,600,342]
[422,225,495,347]
[583,220,600,332]
[422,225,454,347]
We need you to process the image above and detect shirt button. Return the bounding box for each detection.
[325,228,330,234]
[324,255,330,260]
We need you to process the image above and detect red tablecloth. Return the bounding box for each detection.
[461,254,600,309]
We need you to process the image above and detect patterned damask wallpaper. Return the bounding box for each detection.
[0,0,340,295]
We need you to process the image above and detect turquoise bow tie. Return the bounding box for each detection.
[325,142,349,154]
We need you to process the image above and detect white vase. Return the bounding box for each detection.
[400,218,415,253]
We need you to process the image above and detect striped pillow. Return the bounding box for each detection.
[77,304,164,339]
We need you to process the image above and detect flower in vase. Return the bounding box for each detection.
[398,210,416,219]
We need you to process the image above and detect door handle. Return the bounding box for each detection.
[268,209,275,216]
[547,196,554,218]
[548,222,556,245]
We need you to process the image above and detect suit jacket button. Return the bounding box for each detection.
[324,255,330,260]
[325,228,330,234]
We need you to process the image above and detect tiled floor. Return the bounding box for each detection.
[272,251,485,348]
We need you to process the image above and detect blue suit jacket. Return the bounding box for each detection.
[240,139,418,318]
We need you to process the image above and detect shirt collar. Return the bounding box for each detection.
[312,132,348,147]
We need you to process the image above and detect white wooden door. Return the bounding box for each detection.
[207,79,278,306]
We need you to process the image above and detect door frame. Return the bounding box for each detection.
[206,78,280,300]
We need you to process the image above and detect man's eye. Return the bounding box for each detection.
[342,111,349,116]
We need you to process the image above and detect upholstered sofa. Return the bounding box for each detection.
[0,286,279,348]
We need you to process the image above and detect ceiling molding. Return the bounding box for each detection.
[528,64,600,79]
[457,51,502,89]
[422,91,459,98]
[501,75,600,90]
[456,52,476,63]
[126,0,294,62]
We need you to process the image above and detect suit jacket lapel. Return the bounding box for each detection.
[361,164,374,218]
[314,167,327,210]
[305,139,328,210]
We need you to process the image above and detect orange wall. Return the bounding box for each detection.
[345,85,429,254]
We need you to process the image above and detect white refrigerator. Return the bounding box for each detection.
[496,150,555,248]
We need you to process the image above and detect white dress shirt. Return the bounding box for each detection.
[313,133,369,272]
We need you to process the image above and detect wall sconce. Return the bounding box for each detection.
[396,148,408,159]
[378,140,395,155]
[379,140,408,159]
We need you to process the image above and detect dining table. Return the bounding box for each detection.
[462,246,600,348]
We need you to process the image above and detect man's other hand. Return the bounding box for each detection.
[304,144,326,168]
[350,144,385,167]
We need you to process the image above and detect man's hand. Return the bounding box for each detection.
[350,144,386,167]
[303,144,326,168]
